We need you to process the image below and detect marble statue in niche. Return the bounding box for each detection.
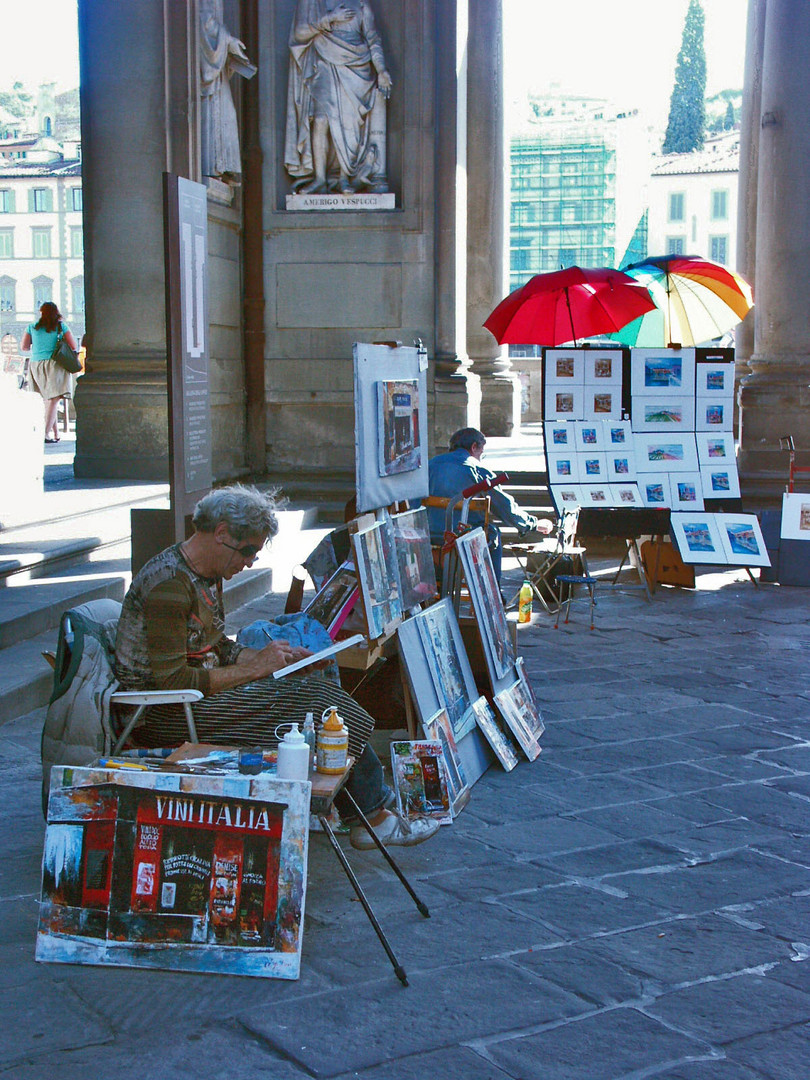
[284,0,391,194]
[199,0,257,182]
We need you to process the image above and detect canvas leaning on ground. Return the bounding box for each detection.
[390,741,453,825]
[471,695,519,772]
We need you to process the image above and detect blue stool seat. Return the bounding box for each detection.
[554,574,598,630]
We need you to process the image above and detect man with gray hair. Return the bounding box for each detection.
[115,484,438,849]
[427,429,553,582]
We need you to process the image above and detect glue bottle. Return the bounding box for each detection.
[302,711,316,766]
[518,580,533,624]
[277,724,310,782]
[316,707,349,774]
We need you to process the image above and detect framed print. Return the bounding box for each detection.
[425,708,470,815]
[494,681,542,761]
[390,741,452,825]
[303,561,359,640]
[471,696,519,772]
[584,351,623,386]
[695,399,732,431]
[584,388,622,421]
[577,451,608,480]
[631,396,695,433]
[454,528,516,685]
[638,473,672,508]
[717,514,771,568]
[352,518,402,640]
[546,451,581,484]
[545,383,584,421]
[696,362,735,397]
[781,493,810,541]
[609,483,644,507]
[669,472,704,511]
[696,432,735,466]
[700,465,741,500]
[544,421,576,449]
[574,422,606,451]
[580,485,612,507]
[631,348,695,397]
[544,349,585,385]
[607,451,637,481]
[605,420,633,446]
[669,512,726,564]
[515,657,545,742]
[635,434,699,473]
[550,485,584,513]
[390,507,437,610]
[37,766,311,980]
[377,379,421,476]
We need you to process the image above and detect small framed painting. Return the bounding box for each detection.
[670,512,726,564]
[584,351,623,386]
[635,434,699,473]
[609,483,643,507]
[605,420,632,446]
[377,379,421,476]
[352,518,402,640]
[425,708,470,815]
[700,466,741,500]
[575,422,606,451]
[695,399,732,431]
[638,473,672,508]
[471,696,519,772]
[717,514,771,568]
[454,528,516,685]
[544,421,575,449]
[631,396,695,433]
[494,680,542,762]
[584,388,622,421]
[545,349,585,384]
[546,451,581,483]
[550,485,584,513]
[696,362,735,396]
[696,432,735,466]
[580,485,612,507]
[631,348,695,397]
[515,657,545,742]
[780,493,810,541]
[669,472,704,511]
[607,451,637,481]
[390,741,453,825]
[545,383,584,421]
[577,451,608,480]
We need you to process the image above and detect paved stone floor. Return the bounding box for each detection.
[3,567,810,1079]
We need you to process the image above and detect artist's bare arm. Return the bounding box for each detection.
[205,639,312,694]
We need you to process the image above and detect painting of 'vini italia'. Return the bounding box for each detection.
[36,766,310,979]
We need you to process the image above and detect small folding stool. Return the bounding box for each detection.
[553,570,598,630]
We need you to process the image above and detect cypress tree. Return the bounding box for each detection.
[662,0,707,153]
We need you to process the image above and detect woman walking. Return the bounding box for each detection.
[22,301,78,443]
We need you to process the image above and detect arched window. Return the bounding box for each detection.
[32,275,53,310]
[0,274,15,313]
[70,276,85,314]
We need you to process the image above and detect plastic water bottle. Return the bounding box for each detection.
[518,580,533,624]
[302,712,316,766]
[277,724,310,782]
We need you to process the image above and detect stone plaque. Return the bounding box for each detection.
[285,192,395,212]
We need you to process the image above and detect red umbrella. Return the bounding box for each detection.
[484,266,658,347]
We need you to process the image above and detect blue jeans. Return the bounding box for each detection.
[336,744,393,821]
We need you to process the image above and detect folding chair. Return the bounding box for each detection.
[504,510,588,615]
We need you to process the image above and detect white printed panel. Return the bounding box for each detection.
[696,432,735,466]
[631,396,695,433]
[579,484,613,507]
[574,422,606,451]
[544,349,585,385]
[695,398,733,432]
[545,383,584,421]
[604,420,633,447]
[550,484,584,513]
[609,483,643,507]
[700,465,741,500]
[634,434,699,473]
[781,493,810,541]
[638,473,673,508]
[669,472,705,511]
[544,421,576,450]
[583,386,623,421]
[584,351,623,386]
[696,362,735,398]
[606,449,637,481]
[670,512,727,565]
[576,451,608,482]
[546,452,580,484]
[631,348,695,397]
[716,513,771,567]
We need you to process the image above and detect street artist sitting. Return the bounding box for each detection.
[427,427,553,582]
[114,484,439,850]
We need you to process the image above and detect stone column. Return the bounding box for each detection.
[465,0,519,438]
[734,0,765,381]
[738,0,810,499]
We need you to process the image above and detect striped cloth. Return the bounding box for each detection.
[129,675,374,758]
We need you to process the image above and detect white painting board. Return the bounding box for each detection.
[454,529,517,689]
[696,432,735,466]
[696,362,735,397]
[670,512,727,565]
[716,513,771,567]
[550,485,584,513]
[700,465,741,500]
[635,434,699,473]
[631,348,696,397]
[584,350,623,386]
[631,396,695,433]
[609,483,644,507]
[574,422,606,451]
[584,387,622,421]
[544,421,577,450]
[604,420,633,447]
[547,451,581,483]
[354,343,428,513]
[638,473,672,508]
[695,398,733,432]
[607,449,637,481]
[544,349,585,385]
[668,473,704,511]
[544,383,584,421]
[781,493,810,541]
[577,451,608,482]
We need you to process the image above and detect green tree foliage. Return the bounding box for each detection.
[0,82,34,120]
[663,0,707,153]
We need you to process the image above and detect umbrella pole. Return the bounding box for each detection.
[564,287,578,346]
[665,271,673,346]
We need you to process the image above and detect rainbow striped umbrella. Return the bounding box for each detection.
[616,255,753,347]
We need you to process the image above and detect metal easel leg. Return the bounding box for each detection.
[318,814,410,987]
[342,790,431,919]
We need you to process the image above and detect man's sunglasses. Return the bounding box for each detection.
[222,540,263,560]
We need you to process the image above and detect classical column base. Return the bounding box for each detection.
[738,356,810,505]
[73,353,171,481]
[432,360,478,452]
[469,355,521,437]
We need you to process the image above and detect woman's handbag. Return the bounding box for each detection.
[50,327,82,374]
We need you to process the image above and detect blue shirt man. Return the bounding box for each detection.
[427,428,552,581]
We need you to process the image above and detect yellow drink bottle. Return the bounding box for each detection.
[518,580,533,624]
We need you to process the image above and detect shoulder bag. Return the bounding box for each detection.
[50,324,82,374]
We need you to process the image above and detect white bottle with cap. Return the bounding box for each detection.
[276,723,310,782]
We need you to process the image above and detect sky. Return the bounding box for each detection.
[0,0,748,130]
[504,0,748,131]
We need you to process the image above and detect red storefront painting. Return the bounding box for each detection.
[36,765,310,979]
